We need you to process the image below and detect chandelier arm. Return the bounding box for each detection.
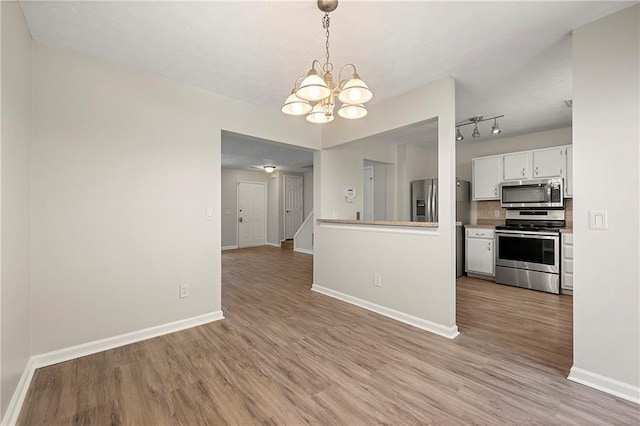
[292,75,307,91]
[337,63,358,89]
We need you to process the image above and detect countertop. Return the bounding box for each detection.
[464,224,496,229]
[317,219,463,227]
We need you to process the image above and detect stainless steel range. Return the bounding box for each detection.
[494,210,565,294]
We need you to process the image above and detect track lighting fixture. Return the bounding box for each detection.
[455,115,504,141]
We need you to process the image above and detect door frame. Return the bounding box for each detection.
[236,180,268,248]
[283,174,304,240]
[363,165,374,220]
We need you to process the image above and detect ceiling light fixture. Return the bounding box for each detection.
[263,166,276,173]
[455,115,504,141]
[282,0,373,124]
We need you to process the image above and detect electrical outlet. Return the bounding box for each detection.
[494,210,501,218]
[374,274,382,287]
[179,284,190,298]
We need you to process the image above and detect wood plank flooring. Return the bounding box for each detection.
[18,246,639,425]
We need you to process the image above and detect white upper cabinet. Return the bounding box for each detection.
[532,147,565,178]
[472,156,503,200]
[565,146,573,197]
[471,144,572,201]
[503,152,532,180]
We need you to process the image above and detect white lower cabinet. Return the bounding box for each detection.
[465,228,495,279]
[562,232,573,293]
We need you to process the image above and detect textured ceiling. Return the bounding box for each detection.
[221,131,314,173]
[19,1,634,164]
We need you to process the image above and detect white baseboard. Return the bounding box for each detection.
[2,357,37,426]
[1,310,224,426]
[311,284,459,339]
[293,247,313,255]
[568,366,640,404]
[265,242,281,248]
[221,245,238,250]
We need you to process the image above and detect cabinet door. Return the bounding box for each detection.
[532,147,565,178]
[467,238,494,275]
[565,146,573,197]
[503,152,531,180]
[472,156,502,200]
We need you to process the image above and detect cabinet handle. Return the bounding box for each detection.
[487,242,492,251]
[475,232,482,236]
[535,166,539,175]
[521,168,525,176]
[494,187,498,196]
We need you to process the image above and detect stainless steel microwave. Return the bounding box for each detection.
[500,178,564,209]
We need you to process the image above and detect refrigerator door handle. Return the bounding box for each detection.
[426,183,433,222]
[433,182,438,223]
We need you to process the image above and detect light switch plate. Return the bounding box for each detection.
[589,210,608,230]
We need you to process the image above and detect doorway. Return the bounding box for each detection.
[363,165,374,220]
[284,175,303,239]
[237,181,267,248]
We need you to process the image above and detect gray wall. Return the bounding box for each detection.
[1,2,32,417]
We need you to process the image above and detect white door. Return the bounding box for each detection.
[363,166,374,220]
[284,175,303,239]
[237,182,266,248]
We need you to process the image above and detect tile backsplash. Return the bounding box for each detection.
[475,198,573,228]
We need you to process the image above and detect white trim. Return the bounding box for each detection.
[2,358,36,426]
[568,367,640,404]
[319,222,439,236]
[1,311,224,426]
[265,242,281,248]
[293,248,314,255]
[311,284,459,339]
[221,245,238,250]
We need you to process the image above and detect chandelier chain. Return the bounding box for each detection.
[322,12,333,73]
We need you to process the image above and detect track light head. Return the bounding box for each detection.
[491,118,502,135]
[472,124,480,138]
[456,127,464,141]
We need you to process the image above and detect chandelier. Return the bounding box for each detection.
[281,0,373,124]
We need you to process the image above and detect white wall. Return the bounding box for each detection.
[303,170,313,219]
[456,126,572,182]
[267,171,280,246]
[315,76,458,334]
[221,169,269,248]
[0,2,32,418]
[31,43,320,354]
[571,5,639,401]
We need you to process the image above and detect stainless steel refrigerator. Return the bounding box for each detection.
[410,179,471,277]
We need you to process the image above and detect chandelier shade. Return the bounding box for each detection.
[306,102,335,124]
[338,74,373,105]
[282,0,372,124]
[296,70,331,102]
[281,93,312,116]
[338,103,367,119]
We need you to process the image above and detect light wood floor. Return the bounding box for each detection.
[18,246,639,425]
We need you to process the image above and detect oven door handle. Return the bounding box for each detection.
[495,230,559,237]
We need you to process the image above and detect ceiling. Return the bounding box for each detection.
[19,1,634,167]
[221,131,314,173]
